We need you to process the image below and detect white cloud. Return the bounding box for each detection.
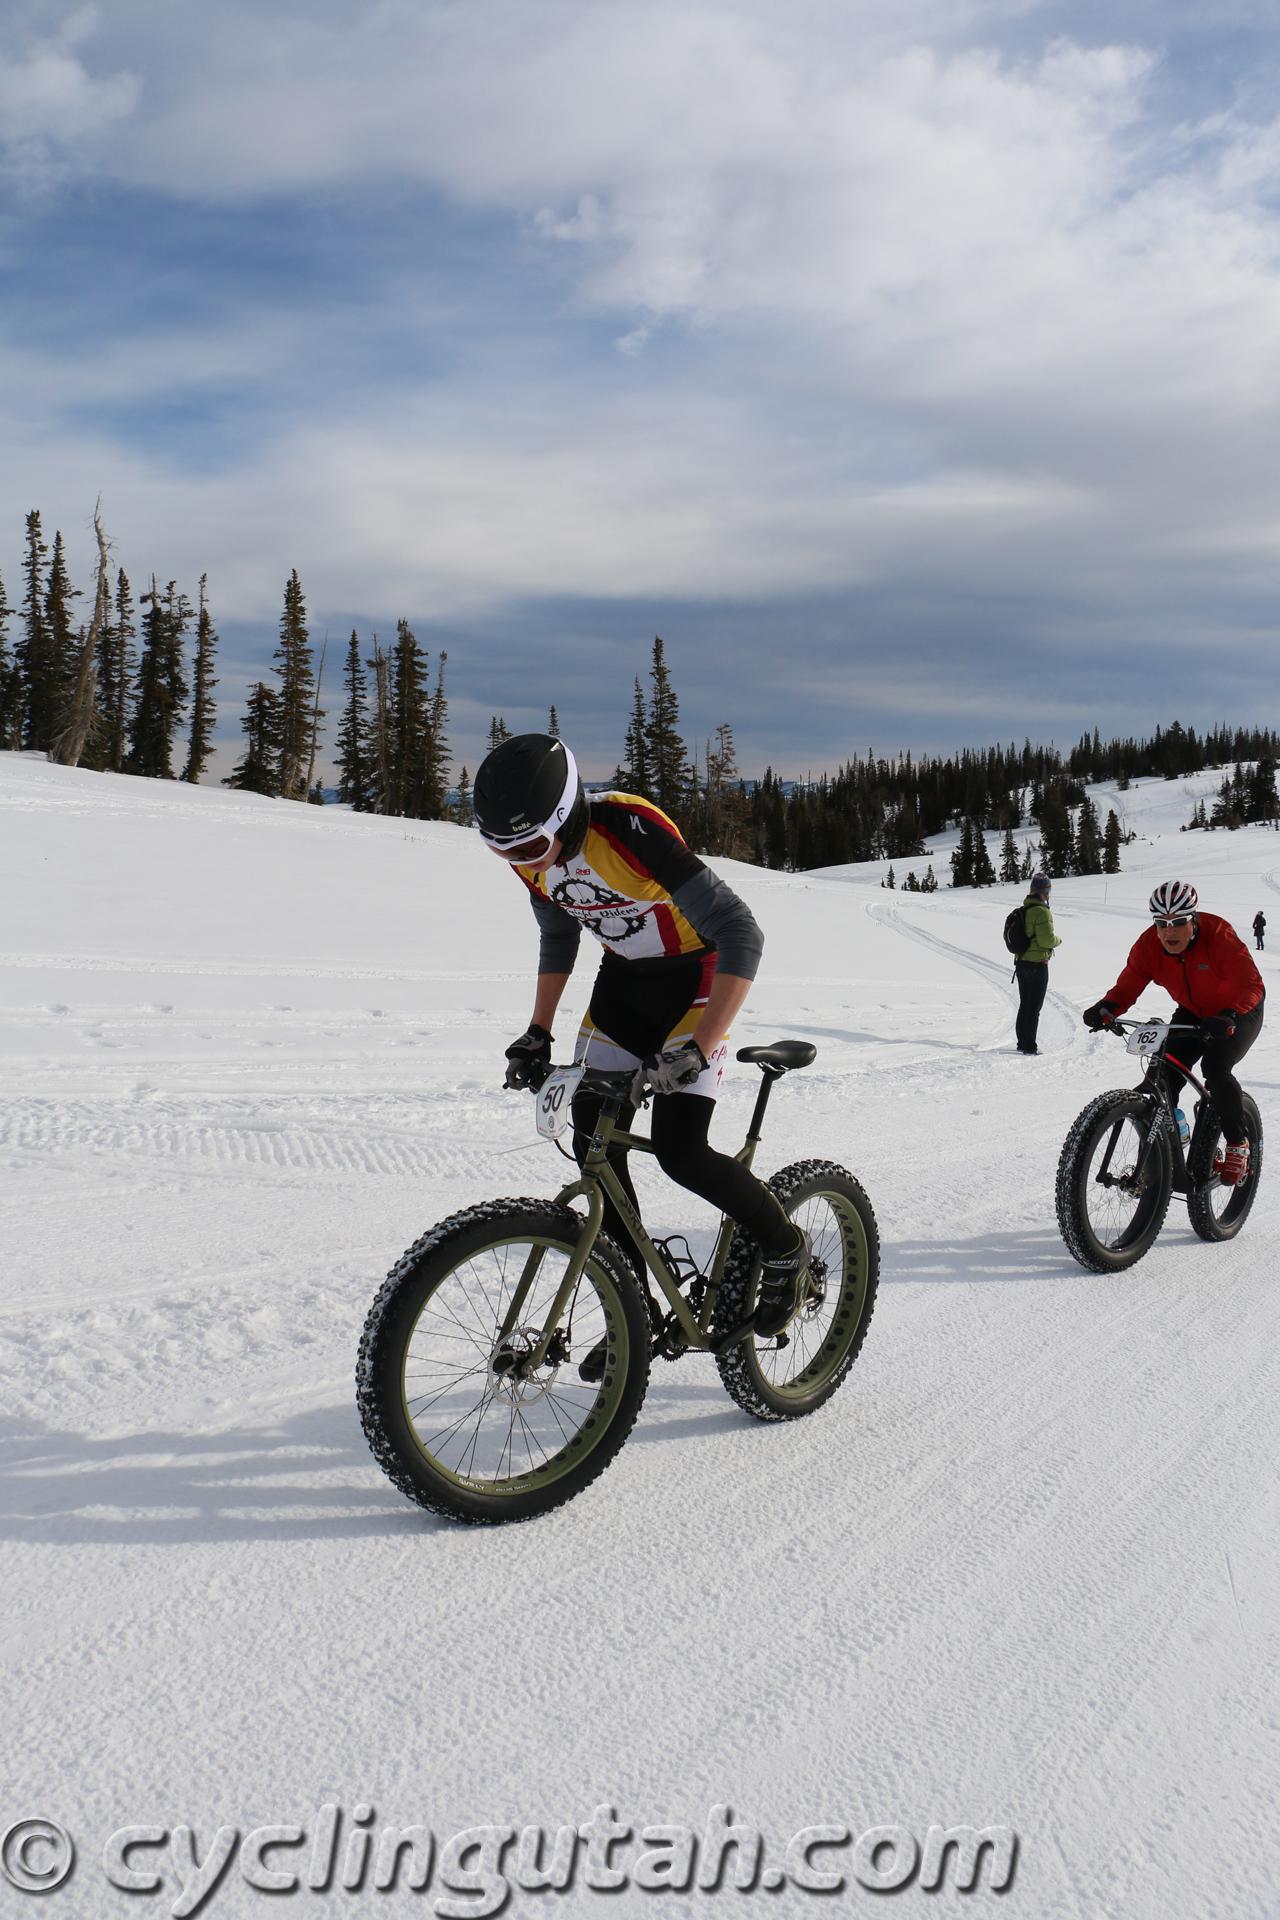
[0,8,137,174]
[2,0,1280,678]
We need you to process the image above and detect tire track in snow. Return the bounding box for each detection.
[869,899,1085,1053]
[0,1102,539,1180]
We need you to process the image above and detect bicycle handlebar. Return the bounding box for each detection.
[1104,1016,1204,1037]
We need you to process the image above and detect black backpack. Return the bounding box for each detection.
[1002,905,1032,956]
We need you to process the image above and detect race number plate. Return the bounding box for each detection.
[1126,1021,1169,1057]
[535,1064,585,1139]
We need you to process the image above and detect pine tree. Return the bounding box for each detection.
[973,826,997,886]
[1000,825,1020,883]
[548,706,560,737]
[902,869,920,891]
[335,632,370,809]
[1103,809,1122,873]
[127,577,191,778]
[181,575,219,783]
[883,865,896,889]
[95,568,132,772]
[1074,796,1102,874]
[950,817,975,887]
[1020,844,1035,881]
[0,565,16,750]
[1210,774,1239,829]
[1248,752,1278,824]
[1040,796,1074,877]
[455,765,474,827]
[704,721,745,856]
[486,716,510,753]
[223,683,281,794]
[273,570,314,799]
[644,636,684,819]
[616,678,649,794]
[366,638,391,814]
[921,864,938,892]
[17,511,52,750]
[388,619,426,818]
[425,651,449,820]
[44,532,82,736]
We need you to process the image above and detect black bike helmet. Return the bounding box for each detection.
[474,734,584,857]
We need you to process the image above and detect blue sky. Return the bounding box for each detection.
[2,1,1279,783]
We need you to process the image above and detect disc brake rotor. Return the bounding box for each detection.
[487,1325,563,1406]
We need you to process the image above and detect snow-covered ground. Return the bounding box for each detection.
[3,753,1278,1920]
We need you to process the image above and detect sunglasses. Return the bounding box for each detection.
[1153,914,1195,929]
[481,830,556,863]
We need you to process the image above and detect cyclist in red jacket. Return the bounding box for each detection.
[1083,881,1264,1183]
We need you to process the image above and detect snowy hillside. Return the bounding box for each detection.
[3,753,1279,1919]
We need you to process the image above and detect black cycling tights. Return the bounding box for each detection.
[1163,998,1264,1142]
[570,1090,791,1275]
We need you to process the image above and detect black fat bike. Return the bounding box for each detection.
[1056,1015,1263,1273]
[357,1041,880,1523]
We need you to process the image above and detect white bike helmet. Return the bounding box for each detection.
[1149,880,1198,919]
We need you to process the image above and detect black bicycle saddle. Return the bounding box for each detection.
[736,1040,817,1071]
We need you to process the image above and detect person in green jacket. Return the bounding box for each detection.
[1015,871,1062,1054]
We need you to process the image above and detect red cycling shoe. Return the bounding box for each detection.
[1215,1141,1250,1185]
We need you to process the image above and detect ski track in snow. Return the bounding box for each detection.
[3,756,1280,1920]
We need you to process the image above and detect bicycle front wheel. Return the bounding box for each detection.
[1186,1093,1263,1242]
[712,1160,880,1422]
[357,1201,651,1524]
[1056,1091,1173,1272]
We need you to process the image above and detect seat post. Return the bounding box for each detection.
[746,1067,783,1143]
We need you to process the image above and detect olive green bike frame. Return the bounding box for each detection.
[496,1069,784,1370]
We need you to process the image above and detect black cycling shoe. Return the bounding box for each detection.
[753,1227,812,1338]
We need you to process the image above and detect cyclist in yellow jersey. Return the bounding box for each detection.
[474,732,809,1338]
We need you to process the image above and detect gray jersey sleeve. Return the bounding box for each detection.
[671,866,765,980]
[530,890,582,974]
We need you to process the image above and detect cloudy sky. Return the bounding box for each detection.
[2,1,1279,782]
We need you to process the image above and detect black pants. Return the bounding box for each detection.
[1163,998,1264,1142]
[570,955,786,1273]
[1015,961,1049,1053]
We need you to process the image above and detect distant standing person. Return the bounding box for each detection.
[1253,910,1266,952]
[1014,872,1061,1055]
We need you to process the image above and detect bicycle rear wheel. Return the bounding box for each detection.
[1056,1091,1173,1272]
[1186,1094,1263,1241]
[712,1160,879,1422]
[357,1200,650,1523]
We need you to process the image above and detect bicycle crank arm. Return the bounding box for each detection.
[710,1316,757,1356]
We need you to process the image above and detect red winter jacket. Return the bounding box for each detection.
[1105,913,1264,1020]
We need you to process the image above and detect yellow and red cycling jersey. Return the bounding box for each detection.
[515,793,713,968]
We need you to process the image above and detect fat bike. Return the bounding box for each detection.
[357,1042,879,1523]
[1056,1015,1263,1273]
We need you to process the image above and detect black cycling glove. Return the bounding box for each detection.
[504,1024,554,1089]
[1082,1000,1117,1030]
[1202,1010,1238,1043]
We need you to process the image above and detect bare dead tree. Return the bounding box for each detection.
[304,634,328,799]
[51,502,111,767]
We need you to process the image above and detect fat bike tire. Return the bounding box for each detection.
[1186,1094,1263,1243]
[356,1200,651,1524]
[712,1160,879,1422]
[1056,1091,1173,1272]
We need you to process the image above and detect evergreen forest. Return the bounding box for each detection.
[3,510,1277,881]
